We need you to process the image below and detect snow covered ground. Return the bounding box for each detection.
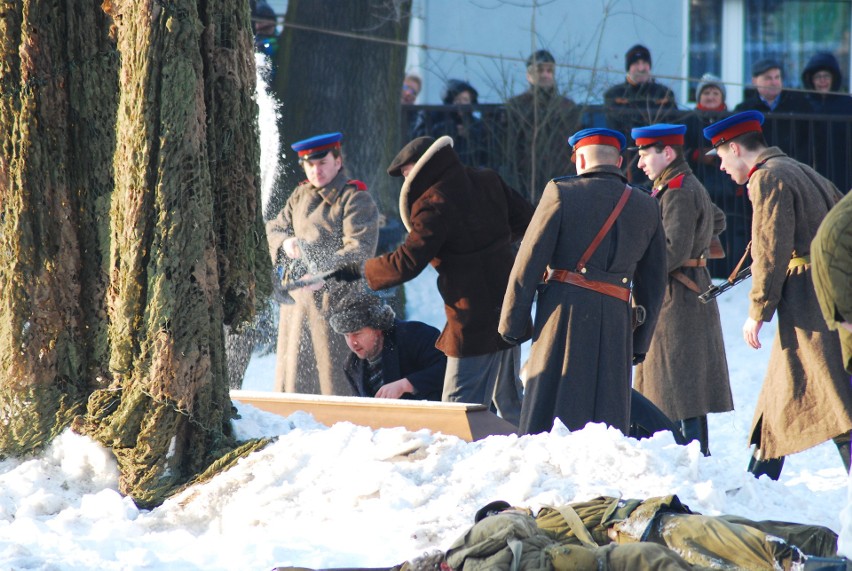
[1,264,851,570]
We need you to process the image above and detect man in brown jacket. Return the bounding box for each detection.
[630,124,734,456]
[705,111,852,479]
[343,136,535,425]
[499,128,667,436]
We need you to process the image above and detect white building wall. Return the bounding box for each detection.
[406,0,687,106]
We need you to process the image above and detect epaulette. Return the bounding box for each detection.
[668,174,685,189]
[552,174,580,183]
[346,179,368,191]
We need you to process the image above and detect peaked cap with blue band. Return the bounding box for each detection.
[291,132,343,162]
[630,123,687,150]
[702,111,764,155]
[567,128,626,151]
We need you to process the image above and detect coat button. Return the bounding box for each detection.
[580,268,587,274]
[622,277,628,283]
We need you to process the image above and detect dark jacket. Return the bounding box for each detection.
[734,91,810,160]
[342,320,446,401]
[365,137,535,358]
[499,164,667,435]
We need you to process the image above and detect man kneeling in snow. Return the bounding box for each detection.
[330,293,446,401]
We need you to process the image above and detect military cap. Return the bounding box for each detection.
[474,500,512,524]
[630,123,687,150]
[527,49,555,68]
[751,58,782,78]
[568,128,626,152]
[387,136,436,177]
[702,110,764,155]
[291,132,342,163]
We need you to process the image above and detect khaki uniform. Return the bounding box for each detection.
[811,189,852,374]
[633,160,734,421]
[266,170,378,395]
[745,147,852,458]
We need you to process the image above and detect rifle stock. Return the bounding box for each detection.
[698,266,752,304]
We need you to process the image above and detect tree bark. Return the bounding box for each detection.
[271,0,412,219]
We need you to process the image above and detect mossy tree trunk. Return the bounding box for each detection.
[271,0,412,218]
[1,0,269,508]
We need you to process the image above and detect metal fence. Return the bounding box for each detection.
[401,104,852,278]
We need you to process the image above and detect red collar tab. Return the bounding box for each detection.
[746,159,768,181]
[668,173,685,189]
[347,179,367,191]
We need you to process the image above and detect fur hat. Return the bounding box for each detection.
[329,295,395,334]
[695,73,726,101]
[387,136,435,177]
[625,44,651,71]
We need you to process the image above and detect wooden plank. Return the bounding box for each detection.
[230,390,518,442]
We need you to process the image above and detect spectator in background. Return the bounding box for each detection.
[401,74,421,105]
[251,0,278,59]
[604,44,678,187]
[801,52,852,190]
[503,49,580,202]
[330,293,447,401]
[684,73,750,276]
[414,79,487,167]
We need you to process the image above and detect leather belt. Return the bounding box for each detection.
[680,258,707,267]
[788,255,810,270]
[547,269,631,302]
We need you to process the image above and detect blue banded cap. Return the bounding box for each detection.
[630,123,687,149]
[567,128,626,151]
[291,132,343,161]
[702,111,764,155]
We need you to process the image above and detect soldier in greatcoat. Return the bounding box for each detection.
[704,111,852,479]
[630,123,734,456]
[266,132,379,395]
[499,128,667,436]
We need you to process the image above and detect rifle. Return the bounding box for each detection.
[698,266,752,303]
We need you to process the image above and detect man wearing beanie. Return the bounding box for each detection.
[604,44,677,187]
[330,294,446,401]
[336,135,535,425]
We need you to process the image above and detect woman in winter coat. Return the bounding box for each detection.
[266,133,378,395]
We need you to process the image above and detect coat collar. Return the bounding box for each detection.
[398,136,454,232]
[747,147,786,182]
[579,164,628,180]
[316,170,349,205]
[652,159,691,194]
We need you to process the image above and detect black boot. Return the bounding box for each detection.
[680,416,710,456]
[747,451,785,480]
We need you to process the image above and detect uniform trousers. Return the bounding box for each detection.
[442,347,523,426]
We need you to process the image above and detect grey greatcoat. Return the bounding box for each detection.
[746,147,852,459]
[266,170,379,395]
[633,160,734,421]
[499,165,668,435]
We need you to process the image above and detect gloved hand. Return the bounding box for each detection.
[328,261,363,283]
[632,353,646,366]
[501,334,520,346]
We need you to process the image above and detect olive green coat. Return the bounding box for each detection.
[266,170,378,395]
[811,189,852,374]
[746,147,852,458]
[633,160,734,421]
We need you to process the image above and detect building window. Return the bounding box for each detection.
[744,0,850,92]
[688,0,724,103]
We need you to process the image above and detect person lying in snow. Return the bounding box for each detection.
[275,494,842,570]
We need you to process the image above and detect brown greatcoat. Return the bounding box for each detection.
[266,170,378,395]
[364,137,535,358]
[746,147,852,459]
[633,160,734,421]
[499,165,668,435]
[811,189,852,374]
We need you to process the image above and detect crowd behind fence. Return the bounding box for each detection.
[401,104,852,278]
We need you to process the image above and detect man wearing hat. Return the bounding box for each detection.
[630,123,733,456]
[266,132,379,396]
[503,49,580,202]
[704,111,852,479]
[499,128,667,436]
[604,44,677,186]
[330,294,446,401]
[338,135,534,424]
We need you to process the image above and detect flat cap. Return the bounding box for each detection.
[751,58,782,77]
[630,123,687,150]
[291,132,342,162]
[568,128,626,152]
[702,110,764,154]
[387,136,435,177]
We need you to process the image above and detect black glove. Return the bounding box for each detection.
[501,334,520,346]
[632,353,646,366]
[328,261,363,283]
